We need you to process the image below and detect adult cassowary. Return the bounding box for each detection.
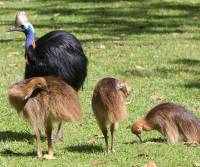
[9,11,88,141]
[10,11,88,91]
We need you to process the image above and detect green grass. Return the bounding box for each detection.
[0,0,200,166]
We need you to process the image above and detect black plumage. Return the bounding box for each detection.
[10,11,88,91]
[26,30,88,90]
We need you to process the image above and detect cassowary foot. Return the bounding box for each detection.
[43,154,56,160]
[110,148,115,153]
[184,141,198,146]
[37,153,43,159]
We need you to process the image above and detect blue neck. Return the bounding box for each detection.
[25,31,35,51]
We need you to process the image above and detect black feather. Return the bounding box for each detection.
[25,30,88,91]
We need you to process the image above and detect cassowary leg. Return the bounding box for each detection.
[99,124,108,153]
[35,129,42,158]
[44,121,54,159]
[110,123,118,153]
[53,121,64,142]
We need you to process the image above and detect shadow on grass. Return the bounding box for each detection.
[0,38,24,43]
[3,0,200,39]
[124,137,166,145]
[0,131,35,142]
[0,131,45,143]
[172,58,200,66]
[66,144,104,153]
[183,81,200,89]
[0,149,35,157]
[144,137,166,143]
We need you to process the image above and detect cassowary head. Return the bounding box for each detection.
[9,11,35,35]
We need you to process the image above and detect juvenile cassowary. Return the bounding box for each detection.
[92,77,131,153]
[9,11,88,141]
[129,103,200,144]
[8,76,83,159]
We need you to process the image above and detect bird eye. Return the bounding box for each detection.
[20,25,25,29]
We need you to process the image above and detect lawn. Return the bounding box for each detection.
[0,0,200,166]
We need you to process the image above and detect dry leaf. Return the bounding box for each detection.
[144,162,157,167]
[112,36,121,40]
[172,33,178,36]
[91,160,108,165]
[150,95,165,101]
[7,51,19,57]
[53,13,60,17]
[113,40,123,45]
[192,107,200,112]
[179,71,189,77]
[9,63,18,67]
[192,16,198,20]
[100,44,105,49]
[135,65,145,70]
[193,162,200,167]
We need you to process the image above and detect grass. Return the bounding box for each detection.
[0,0,200,166]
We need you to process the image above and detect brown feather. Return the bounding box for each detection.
[8,76,83,157]
[130,103,200,144]
[92,77,130,123]
[92,77,131,152]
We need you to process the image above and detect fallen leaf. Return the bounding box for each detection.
[150,95,165,101]
[144,162,157,167]
[192,16,198,20]
[53,13,60,17]
[9,63,18,67]
[100,44,105,49]
[193,162,200,167]
[172,33,178,36]
[135,65,145,70]
[192,107,200,112]
[7,51,19,57]
[91,160,108,165]
[179,71,189,77]
[112,36,121,40]
[113,40,124,45]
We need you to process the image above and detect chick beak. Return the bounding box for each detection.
[8,26,23,32]
[43,85,49,92]
[137,133,143,142]
[24,91,33,100]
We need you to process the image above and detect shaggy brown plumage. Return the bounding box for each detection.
[8,76,83,159]
[129,103,200,144]
[92,77,131,153]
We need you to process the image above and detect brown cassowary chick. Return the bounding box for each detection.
[129,103,200,144]
[92,77,131,153]
[8,76,83,159]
